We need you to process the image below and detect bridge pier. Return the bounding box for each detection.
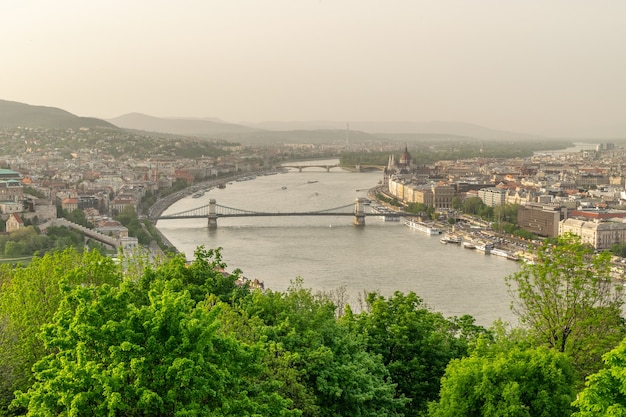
[353,197,366,227]
[207,198,218,229]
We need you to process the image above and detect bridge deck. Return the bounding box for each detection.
[158,212,401,220]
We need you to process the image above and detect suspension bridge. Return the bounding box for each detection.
[156,198,398,228]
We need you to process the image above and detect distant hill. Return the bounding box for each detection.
[227,129,382,145]
[108,113,260,137]
[243,120,543,141]
[0,100,116,129]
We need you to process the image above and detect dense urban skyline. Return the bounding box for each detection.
[2,0,625,138]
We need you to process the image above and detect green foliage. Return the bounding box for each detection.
[139,246,250,305]
[573,338,626,415]
[22,187,45,199]
[13,280,294,416]
[405,202,435,218]
[376,193,403,207]
[493,204,518,223]
[0,250,121,413]
[506,233,626,379]
[610,242,626,258]
[349,291,488,415]
[243,279,407,416]
[5,243,612,417]
[340,152,389,167]
[114,206,151,245]
[462,197,484,215]
[62,208,94,229]
[429,341,577,417]
[45,225,84,249]
[0,227,49,257]
[498,222,537,240]
[340,140,573,167]
[0,225,90,258]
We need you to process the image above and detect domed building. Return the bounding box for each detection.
[387,145,414,174]
[399,146,412,167]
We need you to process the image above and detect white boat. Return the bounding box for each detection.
[380,214,400,222]
[463,241,476,249]
[475,242,494,254]
[490,247,521,261]
[405,219,442,235]
[370,205,400,222]
[507,253,520,261]
[490,248,509,258]
[440,234,462,244]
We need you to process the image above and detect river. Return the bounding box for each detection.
[156,165,521,327]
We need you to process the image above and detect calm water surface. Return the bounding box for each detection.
[156,165,520,327]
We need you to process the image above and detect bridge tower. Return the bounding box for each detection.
[353,197,366,227]
[207,199,218,229]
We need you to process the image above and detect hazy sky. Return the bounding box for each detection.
[2,0,625,137]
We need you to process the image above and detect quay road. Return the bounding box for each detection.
[368,186,538,260]
[148,171,286,251]
[148,171,268,221]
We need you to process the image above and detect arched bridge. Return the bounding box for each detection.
[157,198,399,228]
[281,164,341,172]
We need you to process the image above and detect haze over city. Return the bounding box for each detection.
[2,0,625,138]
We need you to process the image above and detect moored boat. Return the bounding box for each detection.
[405,219,442,235]
[440,233,462,244]
[371,205,400,222]
[506,253,520,261]
[490,248,509,258]
[475,242,494,254]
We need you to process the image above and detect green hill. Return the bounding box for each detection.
[0,99,116,129]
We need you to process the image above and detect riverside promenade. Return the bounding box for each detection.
[148,172,276,252]
[148,172,266,221]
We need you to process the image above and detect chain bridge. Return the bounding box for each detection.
[157,198,396,228]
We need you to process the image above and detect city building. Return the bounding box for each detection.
[0,179,24,203]
[559,218,626,250]
[5,212,24,233]
[517,203,565,238]
[477,187,506,207]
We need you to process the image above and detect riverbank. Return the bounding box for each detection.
[366,185,533,262]
[148,170,285,252]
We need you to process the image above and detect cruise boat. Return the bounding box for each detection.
[490,247,521,261]
[405,219,442,235]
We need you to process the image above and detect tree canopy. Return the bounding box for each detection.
[573,337,626,415]
[346,291,488,414]
[506,233,626,378]
[429,339,576,417]
[0,249,122,413]
[3,241,626,416]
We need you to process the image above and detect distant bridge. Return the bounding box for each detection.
[157,198,399,228]
[281,163,385,172]
[281,163,342,172]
